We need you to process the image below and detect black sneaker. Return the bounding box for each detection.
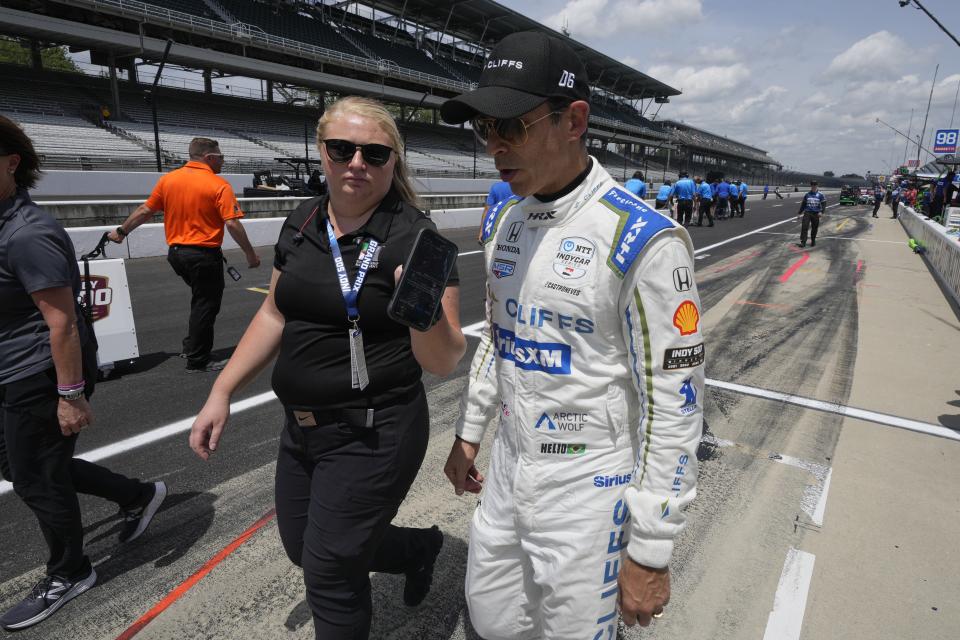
[799,242,806,248]
[186,359,228,374]
[119,481,167,543]
[0,569,96,631]
[811,240,816,247]
[403,526,443,606]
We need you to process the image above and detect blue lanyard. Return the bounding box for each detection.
[326,219,378,322]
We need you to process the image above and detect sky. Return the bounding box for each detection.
[508,0,960,176]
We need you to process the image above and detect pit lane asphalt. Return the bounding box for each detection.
[0,193,877,639]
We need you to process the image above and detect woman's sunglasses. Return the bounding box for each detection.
[322,139,394,167]
[470,109,566,147]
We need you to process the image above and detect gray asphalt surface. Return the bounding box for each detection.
[3,194,951,640]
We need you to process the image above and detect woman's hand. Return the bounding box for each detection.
[58,397,93,436]
[189,392,231,460]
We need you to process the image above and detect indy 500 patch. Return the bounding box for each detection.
[663,343,704,370]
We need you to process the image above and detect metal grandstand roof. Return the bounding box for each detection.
[341,0,680,100]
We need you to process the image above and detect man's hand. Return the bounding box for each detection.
[107,229,124,244]
[618,556,670,627]
[58,397,93,436]
[444,438,484,496]
[245,250,261,268]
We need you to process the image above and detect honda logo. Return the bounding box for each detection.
[507,221,523,243]
[672,267,692,292]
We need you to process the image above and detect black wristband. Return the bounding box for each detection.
[116,226,127,238]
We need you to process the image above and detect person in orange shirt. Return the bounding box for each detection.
[109,138,260,372]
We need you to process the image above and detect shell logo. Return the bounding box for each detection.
[672,301,700,336]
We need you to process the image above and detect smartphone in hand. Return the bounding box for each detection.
[387,228,458,331]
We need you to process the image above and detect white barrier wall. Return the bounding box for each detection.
[68,208,484,259]
[899,205,960,308]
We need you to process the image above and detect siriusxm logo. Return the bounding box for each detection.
[493,324,571,374]
[593,473,632,488]
[505,298,594,333]
[614,216,649,268]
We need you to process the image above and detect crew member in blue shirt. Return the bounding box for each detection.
[671,171,696,226]
[738,180,748,217]
[480,179,515,241]
[797,180,826,248]
[716,178,731,219]
[655,179,673,212]
[695,177,714,226]
[872,184,883,218]
[763,184,769,200]
[889,183,901,219]
[624,171,647,198]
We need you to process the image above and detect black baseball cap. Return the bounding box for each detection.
[440,31,590,124]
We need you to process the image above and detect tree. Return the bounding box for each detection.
[823,171,835,177]
[0,37,80,73]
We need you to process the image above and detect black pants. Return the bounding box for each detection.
[872,199,882,216]
[677,199,693,225]
[763,193,768,199]
[697,200,714,225]
[654,199,667,211]
[0,367,143,579]
[800,212,820,245]
[275,386,432,639]
[716,197,728,218]
[775,192,784,199]
[738,196,746,216]
[167,245,225,368]
[892,199,901,217]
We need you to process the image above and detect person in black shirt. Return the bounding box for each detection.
[189,97,466,640]
[0,116,165,632]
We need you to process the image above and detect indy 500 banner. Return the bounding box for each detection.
[78,258,140,364]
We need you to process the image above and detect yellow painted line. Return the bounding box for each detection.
[835,219,850,232]
[247,287,270,295]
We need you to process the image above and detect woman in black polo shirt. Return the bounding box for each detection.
[189,97,467,639]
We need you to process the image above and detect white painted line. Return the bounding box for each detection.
[706,377,960,442]
[458,249,483,257]
[773,204,783,207]
[695,218,798,254]
[763,548,816,640]
[753,231,903,244]
[462,320,486,337]
[811,468,832,527]
[0,390,279,497]
[694,254,710,260]
[772,453,831,527]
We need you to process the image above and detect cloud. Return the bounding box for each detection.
[826,31,909,79]
[698,46,738,64]
[646,63,750,101]
[543,0,703,38]
[729,86,787,120]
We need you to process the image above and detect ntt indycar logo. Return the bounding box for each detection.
[493,324,571,374]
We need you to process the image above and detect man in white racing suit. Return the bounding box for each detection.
[441,31,704,639]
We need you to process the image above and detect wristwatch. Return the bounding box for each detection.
[59,388,84,401]
[115,225,127,238]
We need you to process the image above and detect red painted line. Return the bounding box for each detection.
[709,249,763,274]
[115,508,277,640]
[856,260,864,274]
[779,253,809,283]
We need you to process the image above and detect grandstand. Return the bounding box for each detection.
[0,0,782,186]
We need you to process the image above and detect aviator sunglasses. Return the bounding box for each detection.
[322,139,394,167]
[470,108,568,147]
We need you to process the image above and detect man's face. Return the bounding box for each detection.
[482,102,580,197]
[811,185,819,192]
[203,149,225,174]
